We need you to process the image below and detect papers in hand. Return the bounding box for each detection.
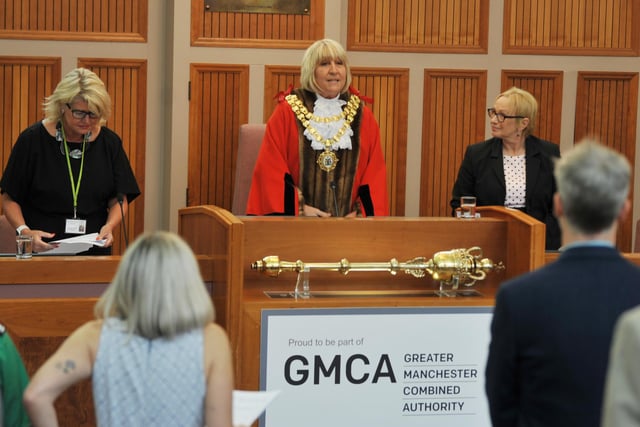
[233,390,280,427]
[46,233,107,255]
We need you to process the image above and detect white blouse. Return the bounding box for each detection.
[503,154,526,208]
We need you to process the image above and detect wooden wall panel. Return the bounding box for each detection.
[503,0,640,55]
[0,0,147,42]
[191,0,325,48]
[352,68,408,216]
[347,0,488,53]
[0,57,61,191]
[188,64,249,211]
[263,65,300,120]
[263,65,408,215]
[501,70,564,144]
[79,58,147,255]
[420,70,487,217]
[575,72,638,251]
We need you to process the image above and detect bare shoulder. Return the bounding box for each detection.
[75,319,103,338]
[203,323,231,347]
[68,319,103,355]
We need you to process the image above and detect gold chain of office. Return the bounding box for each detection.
[285,94,360,150]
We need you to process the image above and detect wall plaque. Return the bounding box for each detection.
[204,0,311,14]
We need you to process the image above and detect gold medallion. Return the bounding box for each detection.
[317,150,339,172]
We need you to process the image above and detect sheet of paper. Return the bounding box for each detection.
[43,233,107,255]
[233,389,280,427]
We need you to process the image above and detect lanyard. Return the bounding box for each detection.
[60,125,87,218]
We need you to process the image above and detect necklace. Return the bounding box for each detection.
[286,94,360,172]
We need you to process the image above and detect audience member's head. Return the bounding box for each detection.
[554,139,630,235]
[94,231,214,339]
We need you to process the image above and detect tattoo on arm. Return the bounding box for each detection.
[55,359,76,374]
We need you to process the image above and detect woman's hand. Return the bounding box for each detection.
[302,204,332,217]
[22,230,59,253]
[97,225,114,247]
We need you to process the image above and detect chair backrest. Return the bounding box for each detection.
[635,218,640,253]
[0,215,16,254]
[232,123,266,215]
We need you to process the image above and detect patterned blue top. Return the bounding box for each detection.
[93,318,206,426]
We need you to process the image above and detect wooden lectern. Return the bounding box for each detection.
[178,205,547,391]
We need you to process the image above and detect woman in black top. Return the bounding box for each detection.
[0,68,140,254]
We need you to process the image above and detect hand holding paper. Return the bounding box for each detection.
[45,233,107,255]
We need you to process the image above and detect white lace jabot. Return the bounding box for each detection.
[304,95,353,151]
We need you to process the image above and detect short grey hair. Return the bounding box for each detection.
[95,231,214,339]
[554,139,630,234]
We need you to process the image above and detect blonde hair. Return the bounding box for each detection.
[43,68,111,125]
[95,231,214,339]
[300,39,352,95]
[496,87,538,137]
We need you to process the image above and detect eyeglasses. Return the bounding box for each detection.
[487,108,524,123]
[66,103,99,120]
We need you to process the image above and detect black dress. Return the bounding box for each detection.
[0,121,141,254]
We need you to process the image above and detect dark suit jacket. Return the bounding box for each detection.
[450,136,561,249]
[485,246,640,427]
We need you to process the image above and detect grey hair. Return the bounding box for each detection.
[554,139,630,234]
[300,38,352,95]
[95,231,214,339]
[43,68,111,125]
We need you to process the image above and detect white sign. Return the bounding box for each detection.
[260,306,493,427]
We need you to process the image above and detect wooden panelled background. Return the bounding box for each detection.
[347,0,489,53]
[0,0,147,42]
[0,58,60,173]
[501,70,564,145]
[1,0,639,249]
[420,70,487,217]
[79,58,147,255]
[191,0,325,48]
[187,64,249,209]
[574,72,639,251]
[261,65,409,216]
[503,0,640,55]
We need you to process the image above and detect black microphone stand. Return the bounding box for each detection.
[117,194,129,248]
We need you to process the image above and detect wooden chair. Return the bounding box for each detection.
[231,123,266,215]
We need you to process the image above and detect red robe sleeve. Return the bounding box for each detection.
[246,102,302,215]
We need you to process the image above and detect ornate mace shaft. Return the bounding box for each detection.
[251,246,504,287]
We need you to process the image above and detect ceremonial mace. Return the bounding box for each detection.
[252,246,504,298]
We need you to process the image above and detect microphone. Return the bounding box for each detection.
[330,181,340,217]
[117,193,129,248]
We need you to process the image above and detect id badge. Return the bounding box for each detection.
[65,218,87,234]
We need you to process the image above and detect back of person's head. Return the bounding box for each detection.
[44,67,112,125]
[95,231,214,339]
[496,87,537,137]
[554,139,630,234]
[300,38,352,96]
